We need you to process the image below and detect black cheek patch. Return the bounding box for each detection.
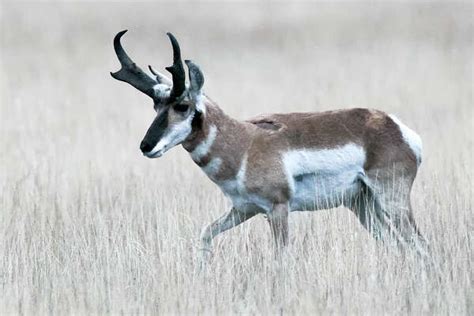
[142,108,169,150]
[191,110,202,131]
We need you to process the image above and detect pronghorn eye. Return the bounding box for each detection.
[174,103,189,112]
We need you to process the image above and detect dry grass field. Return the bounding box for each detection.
[1,2,472,314]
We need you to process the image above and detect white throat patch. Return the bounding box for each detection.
[191,125,217,161]
[202,157,222,177]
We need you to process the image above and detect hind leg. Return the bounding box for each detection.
[365,169,431,258]
[351,160,443,278]
[350,178,430,257]
[378,192,431,258]
[349,182,387,241]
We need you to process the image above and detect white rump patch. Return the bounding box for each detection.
[282,143,366,210]
[191,125,217,161]
[389,115,422,165]
[146,113,194,158]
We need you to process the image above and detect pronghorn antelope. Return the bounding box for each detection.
[111,30,430,263]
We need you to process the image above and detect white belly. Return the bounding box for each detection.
[283,143,366,211]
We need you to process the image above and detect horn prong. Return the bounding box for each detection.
[110,30,159,101]
[149,65,172,86]
[148,65,158,76]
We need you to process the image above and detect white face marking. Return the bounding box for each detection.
[282,143,366,210]
[191,125,217,161]
[389,114,422,165]
[145,113,194,158]
[152,83,171,100]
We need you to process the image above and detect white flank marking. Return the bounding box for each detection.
[191,125,217,161]
[389,115,422,165]
[282,143,366,210]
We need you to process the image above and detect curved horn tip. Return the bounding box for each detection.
[166,32,175,43]
[114,29,128,40]
[166,32,181,50]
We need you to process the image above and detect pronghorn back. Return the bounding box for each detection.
[238,108,422,212]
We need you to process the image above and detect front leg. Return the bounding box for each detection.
[267,203,289,254]
[199,207,257,267]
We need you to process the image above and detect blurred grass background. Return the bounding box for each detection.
[1,1,472,314]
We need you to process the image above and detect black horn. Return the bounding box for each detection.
[165,32,186,102]
[110,30,158,100]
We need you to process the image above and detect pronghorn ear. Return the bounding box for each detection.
[185,60,205,113]
[185,60,204,92]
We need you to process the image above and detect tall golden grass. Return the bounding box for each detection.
[1,2,472,314]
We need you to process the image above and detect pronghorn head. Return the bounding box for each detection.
[111,30,205,158]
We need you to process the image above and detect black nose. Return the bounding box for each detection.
[140,140,153,153]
